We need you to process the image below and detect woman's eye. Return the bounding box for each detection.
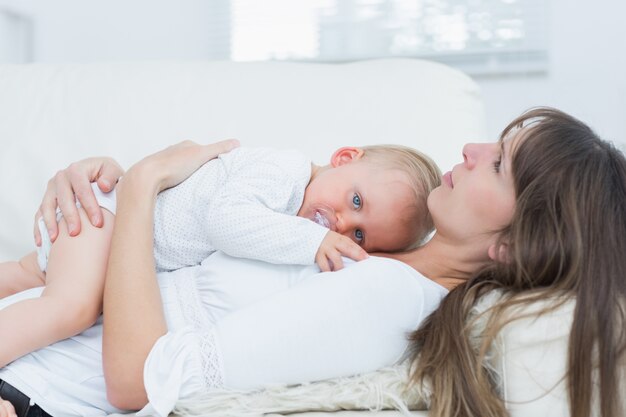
[352,193,362,209]
[493,157,502,173]
[354,229,364,242]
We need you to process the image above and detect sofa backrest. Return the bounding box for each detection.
[0,59,485,260]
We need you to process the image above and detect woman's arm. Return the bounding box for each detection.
[101,140,239,409]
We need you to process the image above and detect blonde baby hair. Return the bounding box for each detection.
[360,144,442,250]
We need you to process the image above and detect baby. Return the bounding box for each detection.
[0,144,441,367]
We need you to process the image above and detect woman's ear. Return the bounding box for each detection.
[330,147,365,167]
[488,242,510,263]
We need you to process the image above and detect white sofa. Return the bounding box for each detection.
[0,59,573,416]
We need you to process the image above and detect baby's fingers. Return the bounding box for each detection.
[315,252,332,272]
[315,249,342,272]
[327,250,343,271]
[336,238,369,262]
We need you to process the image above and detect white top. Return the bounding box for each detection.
[153,147,330,271]
[0,255,447,417]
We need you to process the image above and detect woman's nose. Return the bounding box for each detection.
[462,143,479,169]
[463,142,496,169]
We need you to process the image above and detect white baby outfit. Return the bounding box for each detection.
[0,254,448,417]
[152,146,329,271]
[36,147,330,272]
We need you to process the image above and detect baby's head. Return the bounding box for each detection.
[298,144,441,253]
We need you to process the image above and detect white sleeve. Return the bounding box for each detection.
[205,151,329,265]
[139,327,220,417]
[139,258,446,416]
[215,258,444,390]
[207,198,329,265]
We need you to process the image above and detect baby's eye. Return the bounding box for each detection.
[352,193,362,209]
[354,229,364,243]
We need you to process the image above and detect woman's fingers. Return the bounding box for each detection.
[131,139,240,193]
[95,157,124,193]
[0,398,17,417]
[34,157,125,246]
[67,159,115,230]
[59,159,109,234]
[36,174,66,242]
[180,139,240,175]
[201,138,240,160]
[33,208,44,247]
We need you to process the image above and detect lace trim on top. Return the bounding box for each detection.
[173,275,225,390]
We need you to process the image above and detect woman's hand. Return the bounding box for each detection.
[0,397,16,417]
[34,157,124,245]
[122,139,240,195]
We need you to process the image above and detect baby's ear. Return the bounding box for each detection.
[488,242,511,263]
[330,147,365,167]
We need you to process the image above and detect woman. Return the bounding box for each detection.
[1,140,449,417]
[409,108,626,417]
[1,108,624,417]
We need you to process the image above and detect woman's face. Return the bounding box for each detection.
[427,138,517,244]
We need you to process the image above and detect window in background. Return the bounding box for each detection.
[0,7,33,63]
[214,0,548,76]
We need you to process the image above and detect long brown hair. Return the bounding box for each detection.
[408,108,626,417]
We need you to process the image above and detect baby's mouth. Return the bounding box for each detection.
[311,206,336,231]
[313,211,331,228]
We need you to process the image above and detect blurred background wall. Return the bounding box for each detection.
[1,0,624,153]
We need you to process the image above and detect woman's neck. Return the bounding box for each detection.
[378,235,491,290]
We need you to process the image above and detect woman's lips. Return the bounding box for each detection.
[443,171,454,188]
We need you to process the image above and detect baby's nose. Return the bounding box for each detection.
[336,213,357,234]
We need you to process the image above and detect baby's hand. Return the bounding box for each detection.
[315,230,369,272]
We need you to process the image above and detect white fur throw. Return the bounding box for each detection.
[173,363,429,417]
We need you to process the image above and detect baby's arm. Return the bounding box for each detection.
[207,199,333,265]
[208,198,367,270]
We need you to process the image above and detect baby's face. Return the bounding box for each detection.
[298,161,418,253]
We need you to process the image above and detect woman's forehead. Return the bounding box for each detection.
[501,126,530,159]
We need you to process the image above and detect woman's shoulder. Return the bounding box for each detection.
[342,256,448,297]
[313,256,448,329]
